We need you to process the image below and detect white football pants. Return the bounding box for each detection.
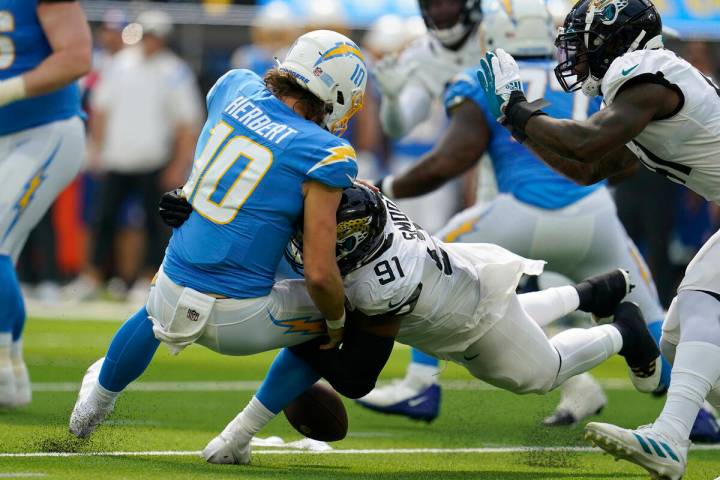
[435,187,664,324]
[0,116,85,262]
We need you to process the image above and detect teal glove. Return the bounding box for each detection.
[476,49,524,121]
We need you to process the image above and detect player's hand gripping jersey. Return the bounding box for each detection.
[344,196,544,358]
[444,60,604,209]
[603,49,720,204]
[0,1,82,135]
[163,69,357,298]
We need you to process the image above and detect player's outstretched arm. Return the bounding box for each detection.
[23,1,91,100]
[388,100,489,199]
[303,181,347,349]
[522,82,679,182]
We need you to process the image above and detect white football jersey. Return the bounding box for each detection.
[344,196,544,357]
[399,29,483,100]
[602,49,720,204]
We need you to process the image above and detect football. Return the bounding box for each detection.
[283,381,348,442]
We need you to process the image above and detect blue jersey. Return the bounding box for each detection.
[164,69,358,298]
[444,59,604,209]
[0,1,82,135]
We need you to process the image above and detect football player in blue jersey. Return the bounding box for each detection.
[0,0,91,408]
[69,29,368,438]
[360,0,718,438]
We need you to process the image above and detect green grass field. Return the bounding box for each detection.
[1,317,719,479]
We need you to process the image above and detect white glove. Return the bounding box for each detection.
[477,48,524,121]
[372,56,419,99]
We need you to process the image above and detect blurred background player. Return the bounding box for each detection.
[374,0,485,233]
[0,0,91,407]
[230,1,300,75]
[64,10,203,305]
[359,0,698,432]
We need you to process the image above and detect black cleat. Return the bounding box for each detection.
[575,269,633,318]
[612,302,662,393]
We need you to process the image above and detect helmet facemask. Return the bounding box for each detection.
[284,185,388,276]
[554,0,662,97]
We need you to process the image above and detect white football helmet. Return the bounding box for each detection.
[481,0,555,57]
[278,30,367,137]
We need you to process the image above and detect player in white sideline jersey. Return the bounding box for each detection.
[359,0,691,432]
[191,184,663,465]
[476,0,720,477]
[0,0,91,408]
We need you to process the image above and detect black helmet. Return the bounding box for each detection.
[419,0,482,48]
[554,0,662,96]
[285,184,388,276]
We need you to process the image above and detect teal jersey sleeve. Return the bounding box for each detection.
[304,138,358,189]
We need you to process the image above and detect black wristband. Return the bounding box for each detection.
[503,90,550,143]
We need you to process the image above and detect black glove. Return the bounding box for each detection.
[374,177,384,194]
[158,188,193,228]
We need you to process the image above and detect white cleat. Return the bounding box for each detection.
[11,356,31,407]
[203,433,252,465]
[69,358,115,438]
[585,422,688,480]
[0,360,16,408]
[543,373,607,426]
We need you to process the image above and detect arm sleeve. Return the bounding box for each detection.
[288,326,395,399]
[305,140,358,188]
[380,83,432,139]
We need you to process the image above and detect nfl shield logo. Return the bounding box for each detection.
[186,309,200,322]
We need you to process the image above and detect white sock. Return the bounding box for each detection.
[10,339,21,360]
[518,286,580,328]
[654,342,720,441]
[93,382,120,406]
[407,362,439,387]
[223,396,276,443]
[550,324,623,388]
[0,333,11,370]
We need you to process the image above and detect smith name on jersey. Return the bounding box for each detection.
[444,60,605,210]
[164,69,358,299]
[344,195,544,358]
[602,49,720,204]
[0,0,82,135]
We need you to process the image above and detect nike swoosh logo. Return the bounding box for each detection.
[388,299,405,309]
[407,397,427,407]
[622,64,639,76]
[463,353,480,361]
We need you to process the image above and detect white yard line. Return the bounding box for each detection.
[30,378,634,393]
[2,445,720,458]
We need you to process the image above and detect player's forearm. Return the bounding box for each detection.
[23,49,91,98]
[379,85,431,139]
[525,115,601,163]
[523,138,607,186]
[305,266,346,322]
[379,95,409,139]
[392,152,463,198]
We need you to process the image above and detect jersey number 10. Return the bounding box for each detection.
[185,121,273,224]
